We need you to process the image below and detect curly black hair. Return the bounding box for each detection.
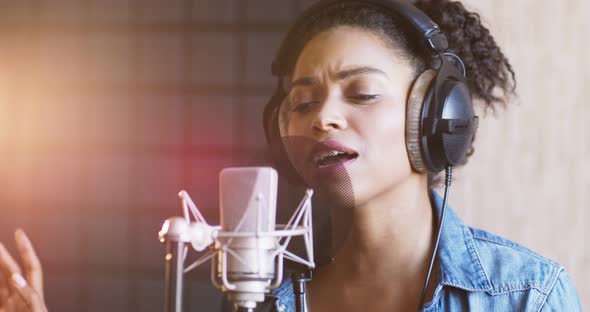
[415,0,516,109]
[267,0,517,186]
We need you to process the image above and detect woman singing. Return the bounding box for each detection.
[0,1,582,312]
[257,0,582,311]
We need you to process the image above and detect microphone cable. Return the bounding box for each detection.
[417,166,453,311]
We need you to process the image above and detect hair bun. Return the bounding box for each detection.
[414,0,516,110]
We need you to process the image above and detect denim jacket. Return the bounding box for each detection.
[258,192,583,312]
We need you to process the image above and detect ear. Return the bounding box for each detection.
[405,69,436,173]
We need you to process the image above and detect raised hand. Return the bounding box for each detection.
[0,229,47,312]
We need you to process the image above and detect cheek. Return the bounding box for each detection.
[285,113,313,137]
[361,101,406,152]
[285,117,302,136]
[358,99,412,179]
[349,100,411,204]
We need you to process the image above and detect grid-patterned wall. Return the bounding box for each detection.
[0,1,316,311]
[0,0,588,311]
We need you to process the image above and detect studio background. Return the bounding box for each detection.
[0,0,587,311]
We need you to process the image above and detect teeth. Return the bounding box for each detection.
[313,150,346,165]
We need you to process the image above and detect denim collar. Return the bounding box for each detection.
[430,190,493,292]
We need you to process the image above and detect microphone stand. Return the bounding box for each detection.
[164,240,185,312]
[160,217,188,312]
[291,271,312,312]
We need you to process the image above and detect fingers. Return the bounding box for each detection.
[0,243,23,278]
[0,268,9,306]
[0,233,47,312]
[10,273,46,312]
[0,243,24,307]
[14,230,43,298]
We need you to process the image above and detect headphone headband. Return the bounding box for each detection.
[271,0,449,76]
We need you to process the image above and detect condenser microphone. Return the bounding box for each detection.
[218,167,279,308]
[159,167,315,312]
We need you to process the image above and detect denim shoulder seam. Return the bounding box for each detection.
[534,266,563,312]
[469,227,564,296]
[470,229,558,267]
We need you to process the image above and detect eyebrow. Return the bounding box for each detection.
[290,66,387,88]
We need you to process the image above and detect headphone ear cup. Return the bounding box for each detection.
[406,69,437,173]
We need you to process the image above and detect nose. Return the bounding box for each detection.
[311,98,347,133]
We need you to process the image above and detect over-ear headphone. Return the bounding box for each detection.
[263,0,479,174]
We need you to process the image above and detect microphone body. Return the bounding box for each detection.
[159,167,315,311]
[217,167,278,309]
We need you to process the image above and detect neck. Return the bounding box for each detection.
[330,174,435,283]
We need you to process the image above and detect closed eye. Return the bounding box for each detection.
[291,101,318,113]
[350,94,380,102]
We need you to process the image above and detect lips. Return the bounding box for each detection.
[309,140,359,168]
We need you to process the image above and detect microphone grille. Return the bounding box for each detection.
[219,167,278,232]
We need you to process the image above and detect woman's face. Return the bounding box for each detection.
[283,25,417,206]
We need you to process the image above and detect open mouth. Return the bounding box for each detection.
[313,150,358,167]
[309,142,359,168]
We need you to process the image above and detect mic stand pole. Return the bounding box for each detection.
[160,217,188,312]
[291,271,312,312]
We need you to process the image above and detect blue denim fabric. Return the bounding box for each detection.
[267,192,583,312]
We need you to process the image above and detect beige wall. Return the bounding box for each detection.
[443,0,589,307]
